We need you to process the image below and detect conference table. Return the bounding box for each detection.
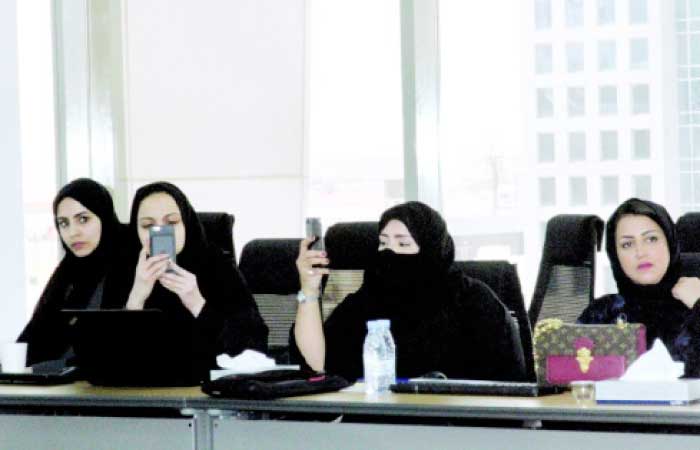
[1,382,700,449]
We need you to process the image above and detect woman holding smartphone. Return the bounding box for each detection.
[291,201,526,382]
[18,178,127,365]
[103,181,268,379]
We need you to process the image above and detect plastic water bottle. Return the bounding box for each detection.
[363,319,396,395]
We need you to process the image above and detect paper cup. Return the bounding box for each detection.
[1,342,28,373]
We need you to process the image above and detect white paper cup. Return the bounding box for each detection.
[1,342,28,373]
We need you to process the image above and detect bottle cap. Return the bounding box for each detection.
[367,319,391,331]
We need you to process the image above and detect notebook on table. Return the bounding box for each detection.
[62,309,198,387]
[390,378,562,397]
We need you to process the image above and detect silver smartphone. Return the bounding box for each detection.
[305,217,325,252]
[149,225,176,271]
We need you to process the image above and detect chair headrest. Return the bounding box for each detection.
[239,239,302,294]
[325,222,379,270]
[454,260,525,316]
[543,215,604,266]
[197,212,235,256]
[677,213,700,253]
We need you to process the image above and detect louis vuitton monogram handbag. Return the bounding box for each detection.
[533,319,647,386]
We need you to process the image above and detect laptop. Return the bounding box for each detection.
[390,378,562,397]
[63,309,199,387]
[0,359,78,385]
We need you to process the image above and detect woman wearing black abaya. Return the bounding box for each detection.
[18,178,126,365]
[578,198,700,376]
[102,182,268,377]
[291,201,526,381]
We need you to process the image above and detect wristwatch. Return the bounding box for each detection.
[296,290,319,304]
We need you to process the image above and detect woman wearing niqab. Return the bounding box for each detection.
[291,201,526,381]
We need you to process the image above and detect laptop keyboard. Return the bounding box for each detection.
[390,378,561,397]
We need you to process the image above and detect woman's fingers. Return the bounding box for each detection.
[143,259,169,281]
[307,267,330,276]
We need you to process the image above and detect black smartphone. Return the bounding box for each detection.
[149,225,176,271]
[305,217,325,252]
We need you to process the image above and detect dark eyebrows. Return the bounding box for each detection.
[619,229,660,240]
[56,210,89,222]
[139,212,180,222]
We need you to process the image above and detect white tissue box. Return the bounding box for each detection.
[595,379,700,405]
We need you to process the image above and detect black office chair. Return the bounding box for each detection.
[197,212,236,265]
[680,252,700,277]
[677,213,700,253]
[456,261,535,382]
[528,214,604,326]
[238,238,302,362]
[322,222,378,319]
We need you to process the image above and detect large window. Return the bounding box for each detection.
[306,0,404,224]
[439,0,680,300]
[17,0,58,315]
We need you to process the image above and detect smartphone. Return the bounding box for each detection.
[149,225,176,271]
[305,217,325,252]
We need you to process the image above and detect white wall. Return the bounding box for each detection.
[121,0,307,252]
[0,0,27,341]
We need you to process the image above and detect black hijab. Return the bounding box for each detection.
[606,198,681,306]
[122,182,211,311]
[128,181,208,270]
[19,178,123,363]
[358,201,456,310]
[45,178,122,307]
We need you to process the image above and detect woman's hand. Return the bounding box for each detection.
[672,276,700,309]
[126,248,170,310]
[158,262,206,317]
[294,238,328,372]
[296,238,330,299]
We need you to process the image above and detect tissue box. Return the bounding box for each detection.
[533,319,647,386]
[595,380,700,405]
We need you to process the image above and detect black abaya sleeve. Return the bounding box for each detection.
[670,302,700,377]
[194,250,269,366]
[18,264,74,365]
[453,279,527,382]
[289,291,370,381]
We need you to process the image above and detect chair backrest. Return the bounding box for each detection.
[677,213,700,253]
[197,212,236,264]
[528,214,604,327]
[238,238,301,360]
[455,260,535,381]
[322,222,378,318]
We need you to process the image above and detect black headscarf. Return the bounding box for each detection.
[606,198,681,306]
[19,178,124,364]
[128,181,208,270]
[358,201,456,310]
[119,182,212,314]
[44,178,123,307]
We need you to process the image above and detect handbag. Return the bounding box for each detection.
[533,318,647,386]
[201,369,350,400]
